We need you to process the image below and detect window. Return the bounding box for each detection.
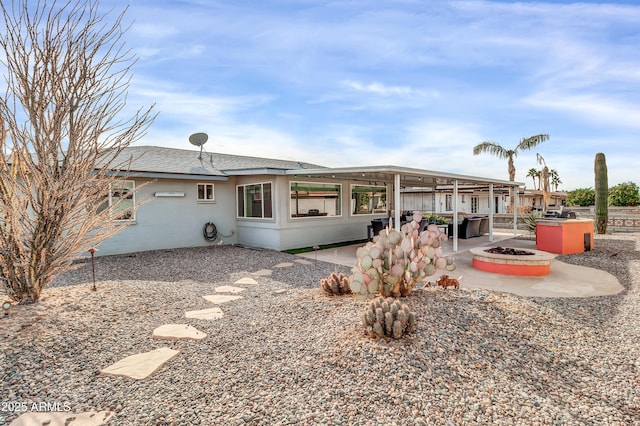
[99,180,135,220]
[237,182,273,218]
[197,183,215,202]
[290,181,341,218]
[351,185,386,215]
[471,196,479,214]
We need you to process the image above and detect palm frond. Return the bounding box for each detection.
[473,141,509,159]
[518,134,549,151]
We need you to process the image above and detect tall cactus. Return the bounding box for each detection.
[594,152,608,234]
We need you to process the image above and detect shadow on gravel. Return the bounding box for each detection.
[52,245,351,290]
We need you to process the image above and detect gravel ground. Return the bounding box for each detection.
[1,234,639,425]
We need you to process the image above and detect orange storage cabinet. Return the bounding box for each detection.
[536,219,594,255]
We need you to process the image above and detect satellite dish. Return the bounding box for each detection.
[189,132,208,147]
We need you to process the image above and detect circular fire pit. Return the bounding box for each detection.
[470,246,556,276]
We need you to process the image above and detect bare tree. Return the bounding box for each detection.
[0,0,155,303]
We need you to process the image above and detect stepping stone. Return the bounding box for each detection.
[274,262,294,268]
[215,285,246,294]
[185,307,223,320]
[10,410,114,426]
[202,294,243,304]
[251,269,273,276]
[153,324,207,341]
[100,347,179,380]
[294,259,313,265]
[273,289,287,294]
[235,277,259,284]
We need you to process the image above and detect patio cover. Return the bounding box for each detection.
[286,165,524,252]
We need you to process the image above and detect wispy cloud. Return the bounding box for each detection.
[115,0,640,190]
[343,81,413,96]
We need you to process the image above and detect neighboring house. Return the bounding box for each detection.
[518,189,568,213]
[80,146,524,256]
[402,186,568,215]
[401,185,511,215]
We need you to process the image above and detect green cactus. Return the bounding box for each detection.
[361,296,416,339]
[349,211,456,299]
[594,153,608,234]
[320,272,352,295]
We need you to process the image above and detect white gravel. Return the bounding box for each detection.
[1,234,639,425]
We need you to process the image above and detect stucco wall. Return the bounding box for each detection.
[95,178,238,256]
[234,175,381,250]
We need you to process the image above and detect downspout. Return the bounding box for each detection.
[453,180,459,252]
[394,173,401,231]
[489,184,494,242]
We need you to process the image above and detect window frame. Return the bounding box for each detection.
[350,184,387,216]
[197,183,215,202]
[290,180,342,219]
[102,179,136,221]
[236,181,273,219]
[445,194,452,211]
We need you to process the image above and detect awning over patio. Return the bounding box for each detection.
[286,165,525,252]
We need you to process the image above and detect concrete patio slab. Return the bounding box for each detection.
[300,232,623,298]
[153,324,207,340]
[100,347,179,380]
[10,410,114,426]
[185,307,224,320]
[202,294,243,304]
[215,285,246,293]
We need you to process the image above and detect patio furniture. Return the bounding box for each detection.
[478,217,489,235]
[458,217,482,239]
[369,218,389,240]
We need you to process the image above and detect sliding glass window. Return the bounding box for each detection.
[351,185,387,215]
[237,182,273,219]
[290,181,341,218]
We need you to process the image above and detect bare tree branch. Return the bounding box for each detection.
[0,0,156,303]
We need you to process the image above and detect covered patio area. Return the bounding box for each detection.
[287,165,524,252]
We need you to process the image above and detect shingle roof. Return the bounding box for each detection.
[118,146,325,177]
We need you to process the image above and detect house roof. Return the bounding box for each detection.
[115,146,324,180]
[286,165,524,189]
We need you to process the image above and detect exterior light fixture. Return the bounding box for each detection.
[87,247,98,291]
[2,301,10,317]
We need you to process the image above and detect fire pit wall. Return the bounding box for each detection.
[470,247,556,276]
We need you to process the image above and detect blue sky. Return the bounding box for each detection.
[117,0,639,191]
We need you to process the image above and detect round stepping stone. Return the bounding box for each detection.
[273,289,287,294]
[202,294,243,304]
[274,262,294,268]
[235,277,259,285]
[10,410,114,426]
[251,269,272,277]
[215,285,246,294]
[100,347,179,380]
[153,324,207,340]
[185,307,223,320]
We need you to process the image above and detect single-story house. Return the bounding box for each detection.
[401,186,567,215]
[92,145,524,256]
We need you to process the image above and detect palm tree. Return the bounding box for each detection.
[473,134,549,181]
[550,169,562,192]
[526,168,538,190]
